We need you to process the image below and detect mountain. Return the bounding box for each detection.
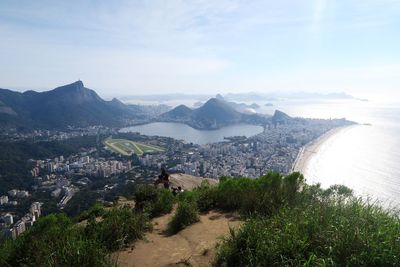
[272,110,293,124]
[160,98,267,129]
[0,81,134,129]
[162,105,193,120]
[211,94,260,113]
[194,98,242,128]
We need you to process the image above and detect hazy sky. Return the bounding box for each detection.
[0,0,399,98]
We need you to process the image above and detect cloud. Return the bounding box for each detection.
[0,0,399,97]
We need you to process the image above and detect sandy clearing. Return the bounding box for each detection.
[116,210,241,267]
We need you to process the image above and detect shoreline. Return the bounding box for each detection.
[292,126,352,174]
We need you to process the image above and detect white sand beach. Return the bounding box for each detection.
[292,126,350,174]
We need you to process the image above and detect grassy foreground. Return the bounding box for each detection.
[1,172,399,266]
[175,172,400,266]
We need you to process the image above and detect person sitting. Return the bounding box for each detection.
[171,186,184,196]
[154,167,170,189]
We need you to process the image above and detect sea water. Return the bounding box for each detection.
[264,99,400,208]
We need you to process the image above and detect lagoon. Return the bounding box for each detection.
[120,122,264,145]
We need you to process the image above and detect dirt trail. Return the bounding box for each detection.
[116,210,241,267]
[168,173,218,190]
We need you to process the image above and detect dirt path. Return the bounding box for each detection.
[168,174,218,190]
[116,210,241,267]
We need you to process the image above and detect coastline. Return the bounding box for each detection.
[292,126,351,174]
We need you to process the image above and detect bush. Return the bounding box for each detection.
[77,202,105,222]
[134,185,174,217]
[214,185,400,267]
[0,214,112,267]
[191,172,304,215]
[194,180,218,212]
[168,201,200,234]
[85,207,151,251]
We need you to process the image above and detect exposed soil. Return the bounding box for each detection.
[116,210,241,267]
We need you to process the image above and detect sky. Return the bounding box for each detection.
[0,0,399,98]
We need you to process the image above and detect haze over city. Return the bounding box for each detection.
[1,0,399,99]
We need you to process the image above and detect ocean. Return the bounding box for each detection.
[264,99,400,208]
[123,98,400,207]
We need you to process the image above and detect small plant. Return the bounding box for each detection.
[194,180,218,212]
[77,202,105,222]
[134,185,174,217]
[201,248,209,256]
[85,207,151,251]
[168,201,200,234]
[176,257,193,267]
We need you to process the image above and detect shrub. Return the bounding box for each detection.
[0,214,112,267]
[214,186,400,267]
[0,205,151,266]
[77,202,105,222]
[134,185,174,217]
[168,201,200,234]
[200,172,304,215]
[193,180,218,212]
[85,207,151,251]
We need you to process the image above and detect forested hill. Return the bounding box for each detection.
[160,97,268,129]
[0,81,134,129]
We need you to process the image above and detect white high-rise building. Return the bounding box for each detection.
[8,189,17,197]
[3,213,13,225]
[30,202,42,219]
[0,195,8,205]
[13,220,26,237]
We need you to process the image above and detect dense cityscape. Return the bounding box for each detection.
[0,113,352,239]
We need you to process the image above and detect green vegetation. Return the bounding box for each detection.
[215,199,400,266]
[0,136,97,195]
[104,138,164,156]
[210,174,400,266]
[168,200,200,234]
[85,207,151,252]
[1,172,399,266]
[177,172,303,216]
[0,214,112,267]
[134,185,175,218]
[77,202,105,222]
[169,173,400,266]
[0,206,151,266]
[63,189,103,218]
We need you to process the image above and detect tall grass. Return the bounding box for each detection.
[0,214,113,267]
[168,200,200,234]
[85,207,151,251]
[179,172,305,216]
[213,177,400,266]
[134,185,175,217]
[0,206,151,266]
[0,185,172,266]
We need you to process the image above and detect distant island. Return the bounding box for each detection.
[122,91,368,103]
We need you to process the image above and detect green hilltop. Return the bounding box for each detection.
[1,172,399,266]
